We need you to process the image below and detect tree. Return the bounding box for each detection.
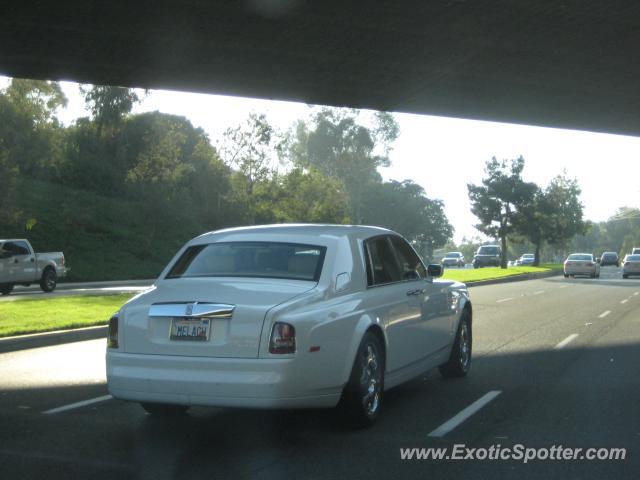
[361,180,453,260]
[219,113,277,195]
[4,79,67,125]
[468,157,537,268]
[80,85,141,134]
[285,108,398,222]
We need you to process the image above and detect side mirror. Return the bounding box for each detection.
[427,264,443,278]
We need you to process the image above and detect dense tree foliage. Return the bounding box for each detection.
[0,80,453,280]
[569,208,640,258]
[468,157,538,268]
[515,174,587,265]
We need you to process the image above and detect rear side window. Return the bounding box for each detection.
[478,246,500,255]
[627,255,640,261]
[389,236,427,280]
[568,254,593,261]
[166,242,326,281]
[364,236,402,286]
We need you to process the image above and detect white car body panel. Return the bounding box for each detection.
[106,224,470,409]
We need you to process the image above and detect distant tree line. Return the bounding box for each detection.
[467,157,588,267]
[0,78,453,279]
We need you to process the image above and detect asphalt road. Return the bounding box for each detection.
[1,266,639,479]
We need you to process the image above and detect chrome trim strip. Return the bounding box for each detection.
[149,302,235,319]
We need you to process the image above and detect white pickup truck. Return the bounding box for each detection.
[0,239,68,295]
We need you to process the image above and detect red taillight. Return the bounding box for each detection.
[625,262,631,266]
[61,255,65,267]
[107,313,119,348]
[269,322,296,354]
[586,262,594,267]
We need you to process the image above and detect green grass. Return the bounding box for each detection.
[0,294,134,338]
[442,264,562,283]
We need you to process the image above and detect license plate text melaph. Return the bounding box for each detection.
[170,318,211,341]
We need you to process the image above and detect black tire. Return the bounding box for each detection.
[623,274,628,279]
[140,402,189,416]
[439,310,472,378]
[0,283,14,296]
[564,274,569,278]
[339,331,385,428]
[40,268,57,292]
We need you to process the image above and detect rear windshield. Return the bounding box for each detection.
[445,252,461,258]
[166,242,326,281]
[627,255,640,261]
[478,246,500,255]
[522,254,534,258]
[602,252,617,257]
[567,254,593,261]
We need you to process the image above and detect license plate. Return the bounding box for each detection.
[170,318,211,341]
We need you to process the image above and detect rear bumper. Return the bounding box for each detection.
[564,266,596,275]
[106,351,342,409]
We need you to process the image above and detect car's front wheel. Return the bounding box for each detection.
[140,402,189,416]
[339,331,384,428]
[0,283,14,296]
[439,310,472,378]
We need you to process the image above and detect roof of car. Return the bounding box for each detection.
[194,224,396,242]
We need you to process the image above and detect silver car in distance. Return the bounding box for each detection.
[106,225,472,427]
[564,253,601,278]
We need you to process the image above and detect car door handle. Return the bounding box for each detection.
[406,288,424,296]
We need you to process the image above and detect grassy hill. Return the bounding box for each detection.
[7,178,202,281]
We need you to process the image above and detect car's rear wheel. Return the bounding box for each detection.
[564,273,569,278]
[140,402,189,416]
[40,268,57,292]
[439,310,472,378]
[623,274,628,279]
[339,331,384,428]
[0,283,14,295]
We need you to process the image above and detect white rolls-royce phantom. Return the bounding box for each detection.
[106,224,472,426]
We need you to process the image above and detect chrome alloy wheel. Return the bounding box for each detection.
[459,321,471,371]
[360,343,382,416]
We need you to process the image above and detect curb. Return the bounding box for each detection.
[465,269,563,288]
[0,325,107,354]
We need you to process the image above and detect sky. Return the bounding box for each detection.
[3,77,639,243]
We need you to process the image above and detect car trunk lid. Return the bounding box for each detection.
[122,277,315,358]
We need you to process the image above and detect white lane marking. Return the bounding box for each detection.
[428,391,502,438]
[496,298,513,303]
[533,290,545,295]
[43,395,113,415]
[621,299,628,304]
[555,334,579,349]
[634,292,639,296]
[599,310,611,318]
[558,285,568,289]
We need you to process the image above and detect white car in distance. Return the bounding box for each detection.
[622,254,640,278]
[106,224,473,427]
[564,253,601,278]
